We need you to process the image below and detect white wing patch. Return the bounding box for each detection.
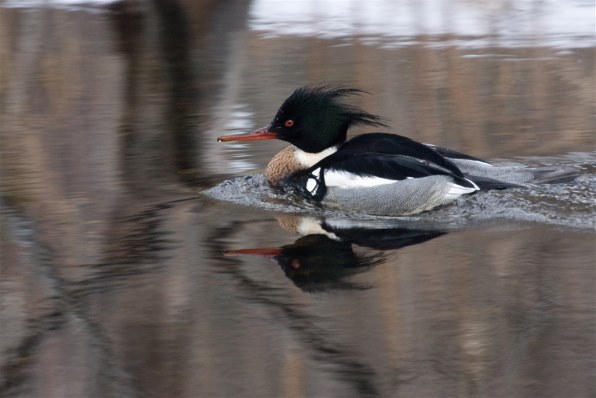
[443,179,479,200]
[467,178,480,191]
[424,144,493,167]
[305,167,321,194]
[306,177,318,193]
[324,170,397,188]
[452,158,493,167]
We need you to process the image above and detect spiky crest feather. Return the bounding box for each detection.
[281,85,389,129]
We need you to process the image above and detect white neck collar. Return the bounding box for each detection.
[293,146,338,168]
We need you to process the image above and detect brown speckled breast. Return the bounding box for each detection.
[265,145,304,187]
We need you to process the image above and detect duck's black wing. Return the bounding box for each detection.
[424,143,491,164]
[341,133,467,177]
[341,133,522,190]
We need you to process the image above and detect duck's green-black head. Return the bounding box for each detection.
[218,85,388,153]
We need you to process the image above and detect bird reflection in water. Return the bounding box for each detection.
[225,215,447,292]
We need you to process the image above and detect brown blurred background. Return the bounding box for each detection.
[0,1,594,397]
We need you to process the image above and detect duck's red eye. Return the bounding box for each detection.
[284,119,295,128]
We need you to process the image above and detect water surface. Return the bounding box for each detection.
[1,1,594,397]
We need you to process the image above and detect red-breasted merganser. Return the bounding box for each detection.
[218,85,575,215]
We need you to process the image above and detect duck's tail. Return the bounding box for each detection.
[449,159,579,190]
[528,167,579,184]
[465,176,524,190]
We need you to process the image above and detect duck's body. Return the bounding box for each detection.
[283,138,484,215]
[218,86,575,215]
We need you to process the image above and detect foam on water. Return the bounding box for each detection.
[203,152,596,230]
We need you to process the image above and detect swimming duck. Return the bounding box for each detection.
[217,85,574,215]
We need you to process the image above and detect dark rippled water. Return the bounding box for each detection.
[1,1,594,398]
